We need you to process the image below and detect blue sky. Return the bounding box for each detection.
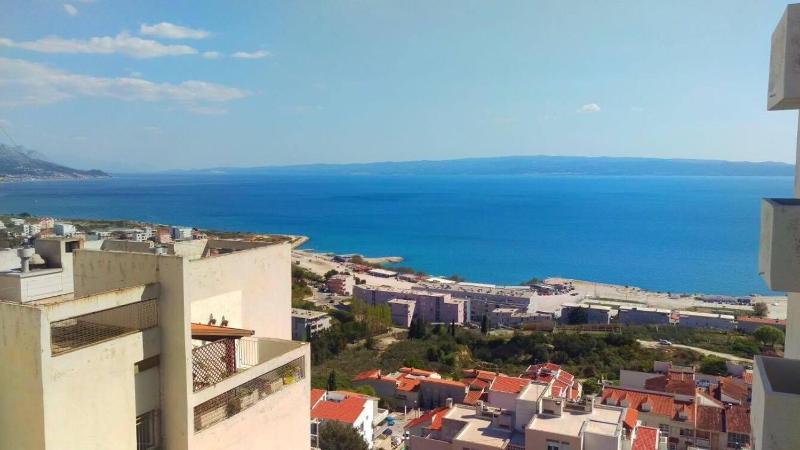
[0,1,797,171]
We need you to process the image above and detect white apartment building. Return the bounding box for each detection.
[559,303,613,325]
[617,306,671,326]
[310,389,377,449]
[54,222,77,236]
[171,226,194,241]
[0,237,310,450]
[291,308,332,340]
[676,311,736,331]
[414,281,539,322]
[23,223,41,236]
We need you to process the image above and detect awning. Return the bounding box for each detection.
[191,323,255,341]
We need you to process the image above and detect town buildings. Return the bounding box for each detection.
[488,307,555,328]
[353,285,466,326]
[291,308,332,340]
[676,311,736,331]
[326,273,354,296]
[414,281,540,322]
[53,222,76,236]
[617,306,672,326]
[171,226,193,241]
[352,367,467,410]
[736,316,786,334]
[559,303,613,324]
[0,236,310,450]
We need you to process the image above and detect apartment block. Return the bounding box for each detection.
[325,273,354,296]
[560,303,613,324]
[617,306,672,326]
[0,237,310,450]
[291,308,332,340]
[414,281,540,322]
[676,311,736,331]
[353,285,466,325]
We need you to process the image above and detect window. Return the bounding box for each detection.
[680,428,693,437]
[136,410,159,450]
[728,432,750,447]
[546,440,561,450]
[659,424,671,435]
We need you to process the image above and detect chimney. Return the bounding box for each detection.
[475,400,484,415]
[17,247,34,273]
[445,398,453,408]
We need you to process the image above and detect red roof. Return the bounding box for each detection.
[405,407,449,430]
[311,396,367,424]
[717,377,749,404]
[695,405,723,432]
[352,369,381,382]
[623,407,639,430]
[397,377,421,392]
[399,367,436,377]
[737,316,785,325]
[462,377,490,390]
[463,390,484,405]
[673,402,695,423]
[310,388,326,409]
[601,387,674,418]
[420,377,467,388]
[644,375,696,396]
[725,405,751,434]
[490,376,530,394]
[632,426,658,450]
[463,369,504,381]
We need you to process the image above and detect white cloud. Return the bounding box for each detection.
[187,105,229,115]
[63,4,78,16]
[0,57,250,109]
[202,51,221,59]
[231,50,270,59]
[139,22,210,40]
[0,33,197,58]
[578,103,601,113]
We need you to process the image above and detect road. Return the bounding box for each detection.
[637,340,752,364]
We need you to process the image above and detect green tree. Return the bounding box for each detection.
[318,421,368,450]
[521,276,542,286]
[480,315,489,334]
[327,370,337,391]
[699,356,728,376]
[754,326,785,347]
[752,302,769,317]
[324,269,339,280]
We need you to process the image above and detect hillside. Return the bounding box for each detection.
[0,144,108,180]
[190,155,794,177]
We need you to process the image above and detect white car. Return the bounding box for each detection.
[658,339,673,346]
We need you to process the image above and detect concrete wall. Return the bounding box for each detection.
[785,298,800,359]
[0,302,48,450]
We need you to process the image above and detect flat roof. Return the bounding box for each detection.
[680,311,735,320]
[519,382,549,402]
[291,308,329,319]
[528,405,622,438]
[447,406,512,448]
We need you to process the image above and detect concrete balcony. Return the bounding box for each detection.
[192,337,308,432]
[751,356,800,450]
[759,198,800,292]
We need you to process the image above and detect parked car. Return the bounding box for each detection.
[658,339,673,346]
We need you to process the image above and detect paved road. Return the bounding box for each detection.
[637,340,752,364]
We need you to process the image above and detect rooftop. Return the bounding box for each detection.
[310,394,367,424]
[290,308,329,319]
[528,404,623,438]
[415,281,537,299]
[446,405,513,448]
[631,426,658,450]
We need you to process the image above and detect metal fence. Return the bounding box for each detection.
[192,338,261,392]
[193,356,306,432]
[50,300,158,356]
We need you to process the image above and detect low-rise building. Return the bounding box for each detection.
[352,367,460,410]
[736,316,786,334]
[22,223,41,236]
[291,308,332,340]
[677,311,736,330]
[488,307,554,328]
[54,222,76,236]
[353,285,466,325]
[388,298,416,327]
[617,306,672,326]
[367,268,397,278]
[171,226,193,241]
[414,281,539,322]
[326,273,354,295]
[9,218,25,226]
[310,389,377,449]
[560,303,613,324]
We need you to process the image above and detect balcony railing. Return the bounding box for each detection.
[192,337,262,392]
[50,300,158,356]
[193,356,305,432]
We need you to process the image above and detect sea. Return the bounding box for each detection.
[0,173,792,296]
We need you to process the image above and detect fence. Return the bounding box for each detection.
[50,300,158,356]
[192,337,260,392]
[193,356,306,432]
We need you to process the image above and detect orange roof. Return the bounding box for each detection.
[397,377,421,392]
[623,407,639,430]
[420,377,467,388]
[399,367,436,377]
[490,376,530,394]
[405,407,449,430]
[601,387,674,418]
[311,396,367,424]
[353,369,381,382]
[725,405,751,434]
[737,316,785,325]
[310,388,326,409]
[463,390,484,405]
[463,369,504,381]
[632,426,658,450]
[741,372,753,385]
[190,323,254,340]
[695,405,723,432]
[673,402,695,423]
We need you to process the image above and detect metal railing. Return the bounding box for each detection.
[50,300,158,356]
[193,356,306,432]
[192,337,260,392]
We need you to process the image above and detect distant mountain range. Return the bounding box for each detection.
[184,155,794,177]
[0,144,108,181]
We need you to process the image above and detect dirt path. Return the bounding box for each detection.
[637,340,751,363]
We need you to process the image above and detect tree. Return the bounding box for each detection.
[326,370,337,391]
[480,315,489,334]
[754,326,785,347]
[318,421,368,450]
[521,276,542,286]
[752,302,769,317]
[699,356,728,376]
[324,269,339,280]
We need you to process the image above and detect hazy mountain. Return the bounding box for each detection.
[184,155,794,177]
[0,144,108,180]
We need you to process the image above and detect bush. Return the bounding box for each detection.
[318,421,368,450]
[699,356,728,376]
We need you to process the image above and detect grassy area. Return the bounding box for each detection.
[625,325,760,358]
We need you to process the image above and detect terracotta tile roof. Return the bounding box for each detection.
[311,396,367,424]
[462,369,503,382]
[190,323,255,340]
[462,377,490,390]
[399,367,436,377]
[696,405,723,432]
[673,402,695,423]
[600,387,674,418]
[490,376,530,394]
[623,407,639,430]
[725,405,751,434]
[405,407,449,430]
[644,375,696,396]
[310,388,326,409]
[717,377,749,404]
[420,377,468,388]
[353,369,381,382]
[741,372,753,385]
[463,390,484,405]
[397,377,421,392]
[737,316,786,325]
[632,426,658,450]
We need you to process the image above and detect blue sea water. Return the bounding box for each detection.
[0,174,792,296]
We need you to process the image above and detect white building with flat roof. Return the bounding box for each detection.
[677,311,735,330]
[617,306,672,326]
